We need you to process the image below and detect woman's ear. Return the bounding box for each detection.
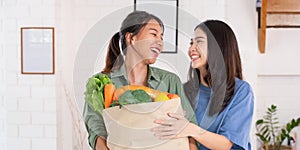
[125,33,133,45]
[125,33,137,45]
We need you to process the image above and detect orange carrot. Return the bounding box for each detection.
[113,85,169,100]
[104,83,115,108]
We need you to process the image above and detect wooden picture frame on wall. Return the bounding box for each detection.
[21,27,55,74]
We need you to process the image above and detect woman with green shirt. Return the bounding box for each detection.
[83,11,197,150]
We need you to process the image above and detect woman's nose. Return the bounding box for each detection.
[189,43,197,51]
[156,39,163,47]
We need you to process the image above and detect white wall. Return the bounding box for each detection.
[258,29,300,75]
[256,28,300,148]
[1,1,7,149]
[1,0,57,150]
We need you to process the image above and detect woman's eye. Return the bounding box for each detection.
[151,33,157,36]
[196,40,202,44]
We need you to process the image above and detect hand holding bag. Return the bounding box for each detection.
[102,98,189,150]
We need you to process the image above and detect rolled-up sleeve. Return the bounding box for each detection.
[83,103,107,149]
[218,83,254,149]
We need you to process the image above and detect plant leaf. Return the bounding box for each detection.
[268,108,272,112]
[287,123,292,132]
[256,119,264,125]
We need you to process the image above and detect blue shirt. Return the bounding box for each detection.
[195,78,254,150]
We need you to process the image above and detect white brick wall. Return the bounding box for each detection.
[19,99,43,112]
[6,98,18,111]
[0,108,6,150]
[3,19,17,32]
[44,125,56,138]
[7,138,31,150]
[258,29,300,75]
[6,85,31,98]
[256,76,300,149]
[0,20,3,32]
[32,112,56,125]
[0,70,3,85]
[0,0,5,148]
[7,112,30,124]
[32,139,56,150]
[31,86,56,98]
[256,22,300,148]
[18,75,43,85]
[256,76,300,125]
[30,6,55,18]
[2,0,57,150]
[19,125,43,138]
[43,98,56,112]
[5,72,18,86]
[3,0,17,6]
[3,6,30,18]
[7,124,18,137]
[18,0,43,6]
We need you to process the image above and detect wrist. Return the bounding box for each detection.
[96,136,107,146]
[189,123,205,138]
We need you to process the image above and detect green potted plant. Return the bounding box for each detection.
[256,105,300,150]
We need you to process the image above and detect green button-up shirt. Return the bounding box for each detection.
[83,65,197,149]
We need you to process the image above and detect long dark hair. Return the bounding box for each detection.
[102,11,164,74]
[184,20,243,115]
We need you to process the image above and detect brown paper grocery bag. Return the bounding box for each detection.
[102,98,189,150]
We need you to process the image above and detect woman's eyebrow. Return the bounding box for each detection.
[194,36,205,40]
[149,28,158,32]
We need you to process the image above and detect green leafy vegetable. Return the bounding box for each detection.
[118,89,151,108]
[84,74,111,115]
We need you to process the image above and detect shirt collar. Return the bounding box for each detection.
[110,64,126,78]
[148,66,160,81]
[110,63,159,82]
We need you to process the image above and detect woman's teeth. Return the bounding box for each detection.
[191,55,199,59]
[151,48,160,54]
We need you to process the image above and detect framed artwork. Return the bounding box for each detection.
[21,27,55,74]
[134,0,178,53]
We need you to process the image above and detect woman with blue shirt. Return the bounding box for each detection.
[152,20,254,150]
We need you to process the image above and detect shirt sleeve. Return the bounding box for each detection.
[83,74,108,149]
[218,82,254,150]
[83,103,107,150]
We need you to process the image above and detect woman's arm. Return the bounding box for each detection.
[152,113,233,150]
[186,123,233,150]
[95,136,109,150]
[188,137,198,150]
